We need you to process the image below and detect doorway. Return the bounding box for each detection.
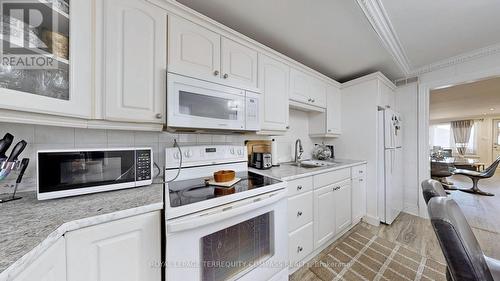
[493,119,500,162]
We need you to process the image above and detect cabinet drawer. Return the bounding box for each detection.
[314,168,350,188]
[351,164,366,178]
[288,191,313,232]
[289,222,313,266]
[287,176,313,196]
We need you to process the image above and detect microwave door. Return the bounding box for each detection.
[167,74,246,130]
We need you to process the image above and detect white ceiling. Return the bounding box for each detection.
[175,0,402,82]
[382,0,500,69]
[175,0,500,82]
[430,76,500,121]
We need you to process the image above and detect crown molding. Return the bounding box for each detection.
[357,0,500,79]
[356,0,411,75]
[409,42,500,76]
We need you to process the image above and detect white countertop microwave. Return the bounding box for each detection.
[167,73,260,131]
[37,147,153,200]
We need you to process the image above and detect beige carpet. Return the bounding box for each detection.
[291,226,447,281]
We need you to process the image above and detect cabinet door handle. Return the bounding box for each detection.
[297,246,303,253]
[297,211,303,217]
[213,70,220,76]
[155,113,163,119]
[297,185,303,191]
[223,73,229,79]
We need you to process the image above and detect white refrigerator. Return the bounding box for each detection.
[378,108,403,224]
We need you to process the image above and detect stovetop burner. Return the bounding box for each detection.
[168,171,280,207]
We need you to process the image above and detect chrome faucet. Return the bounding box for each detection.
[294,139,303,163]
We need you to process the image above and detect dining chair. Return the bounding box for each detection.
[427,197,500,281]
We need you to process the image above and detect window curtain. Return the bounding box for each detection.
[451,120,474,157]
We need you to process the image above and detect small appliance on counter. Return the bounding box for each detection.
[313,143,335,160]
[0,132,30,203]
[37,147,153,200]
[245,140,273,169]
[251,152,272,169]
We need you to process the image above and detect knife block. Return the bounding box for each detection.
[0,159,28,203]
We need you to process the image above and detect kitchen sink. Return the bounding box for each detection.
[284,160,339,168]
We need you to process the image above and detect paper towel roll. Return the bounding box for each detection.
[271,138,279,166]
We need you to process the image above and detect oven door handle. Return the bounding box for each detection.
[167,190,286,233]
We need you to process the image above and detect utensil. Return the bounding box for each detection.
[6,140,27,163]
[0,133,14,160]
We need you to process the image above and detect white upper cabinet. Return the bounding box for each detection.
[66,211,161,281]
[169,16,221,83]
[0,1,92,118]
[327,84,342,135]
[169,17,259,91]
[221,37,258,90]
[12,238,66,281]
[289,68,326,108]
[309,77,327,108]
[258,54,289,132]
[100,0,167,123]
[309,83,341,137]
[290,68,311,104]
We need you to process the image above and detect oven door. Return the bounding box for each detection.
[166,190,288,281]
[167,73,246,131]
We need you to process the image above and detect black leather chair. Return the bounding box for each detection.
[453,156,500,196]
[421,179,447,204]
[427,197,500,281]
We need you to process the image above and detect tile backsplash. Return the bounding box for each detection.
[0,109,326,192]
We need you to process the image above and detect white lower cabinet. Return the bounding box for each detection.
[313,184,336,247]
[288,222,314,266]
[335,180,352,233]
[288,191,313,232]
[13,238,66,281]
[288,166,364,273]
[66,211,161,281]
[352,165,367,223]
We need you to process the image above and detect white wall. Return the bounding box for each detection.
[0,122,245,193]
[0,109,323,193]
[274,109,325,162]
[395,82,419,216]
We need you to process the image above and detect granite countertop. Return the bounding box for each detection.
[0,184,164,280]
[250,159,367,180]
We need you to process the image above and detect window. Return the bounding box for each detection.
[429,122,477,155]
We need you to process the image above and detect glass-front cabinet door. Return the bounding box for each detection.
[0,0,91,118]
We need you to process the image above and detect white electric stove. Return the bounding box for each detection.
[164,145,288,281]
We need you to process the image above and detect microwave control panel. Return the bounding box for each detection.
[136,149,152,181]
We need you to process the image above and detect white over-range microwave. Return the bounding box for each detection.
[167,73,260,131]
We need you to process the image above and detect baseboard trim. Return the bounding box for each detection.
[363,214,380,226]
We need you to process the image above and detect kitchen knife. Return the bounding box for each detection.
[0,133,14,160]
[6,140,27,163]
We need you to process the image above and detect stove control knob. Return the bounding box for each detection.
[184,150,193,158]
[230,147,235,154]
[173,151,180,160]
[237,149,243,156]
